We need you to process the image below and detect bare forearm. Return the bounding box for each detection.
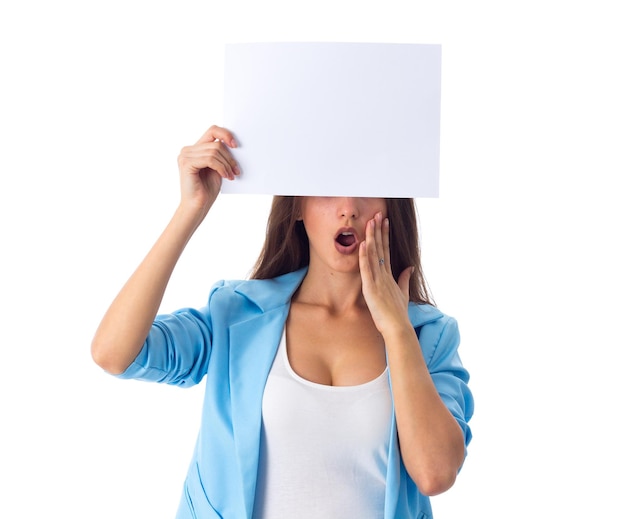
[385,326,466,496]
[91,126,239,375]
[91,204,207,374]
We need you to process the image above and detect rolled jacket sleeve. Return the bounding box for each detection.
[116,282,225,387]
[419,316,474,451]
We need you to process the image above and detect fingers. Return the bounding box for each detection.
[382,216,391,267]
[179,125,242,181]
[362,212,390,275]
[195,125,238,148]
[179,141,240,180]
[359,214,412,330]
[360,213,411,299]
[186,125,240,180]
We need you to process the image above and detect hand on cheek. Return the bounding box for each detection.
[359,212,389,282]
[359,213,413,334]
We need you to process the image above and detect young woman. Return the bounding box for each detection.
[91,125,473,519]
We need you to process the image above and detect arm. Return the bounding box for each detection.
[359,213,468,496]
[91,126,239,375]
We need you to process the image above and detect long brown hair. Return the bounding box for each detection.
[250,196,434,305]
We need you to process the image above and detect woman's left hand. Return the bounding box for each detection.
[359,212,414,336]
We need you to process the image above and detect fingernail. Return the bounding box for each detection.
[234,165,241,176]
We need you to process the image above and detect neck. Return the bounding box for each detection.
[294,265,366,314]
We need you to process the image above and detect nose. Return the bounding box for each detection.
[337,197,359,219]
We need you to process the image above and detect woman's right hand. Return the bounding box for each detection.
[177,125,240,214]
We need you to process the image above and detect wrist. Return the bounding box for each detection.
[380,316,416,344]
[173,201,210,236]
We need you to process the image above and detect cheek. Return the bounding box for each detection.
[300,217,323,244]
[299,198,329,222]
[364,199,388,218]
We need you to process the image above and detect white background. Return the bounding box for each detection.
[1,1,624,518]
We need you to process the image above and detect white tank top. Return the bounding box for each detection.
[252,330,392,519]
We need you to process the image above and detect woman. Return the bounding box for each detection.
[91,125,473,519]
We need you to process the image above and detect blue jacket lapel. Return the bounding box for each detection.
[227,269,307,517]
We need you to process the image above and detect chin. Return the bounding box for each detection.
[329,259,360,275]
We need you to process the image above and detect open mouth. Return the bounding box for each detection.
[334,228,359,255]
[336,231,356,247]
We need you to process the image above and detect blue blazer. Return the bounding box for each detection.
[117,268,473,519]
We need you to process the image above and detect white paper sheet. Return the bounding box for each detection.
[222,42,441,198]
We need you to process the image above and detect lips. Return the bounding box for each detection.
[334,227,359,255]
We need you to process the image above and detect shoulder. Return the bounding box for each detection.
[408,303,461,366]
[208,268,308,313]
[408,302,447,328]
